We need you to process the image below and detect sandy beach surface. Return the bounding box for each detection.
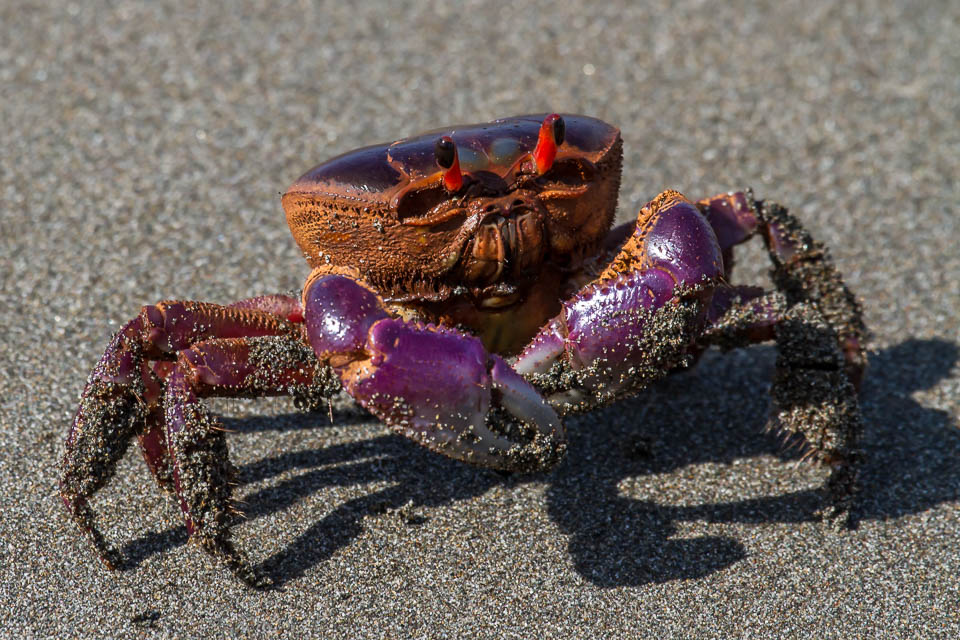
[2,1,958,637]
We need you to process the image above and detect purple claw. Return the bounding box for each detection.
[512,318,566,377]
[706,285,769,324]
[516,268,686,402]
[564,268,677,368]
[302,274,565,471]
[348,317,492,432]
[489,358,562,440]
[344,319,563,469]
[517,190,724,408]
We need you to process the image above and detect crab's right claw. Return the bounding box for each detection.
[303,274,566,471]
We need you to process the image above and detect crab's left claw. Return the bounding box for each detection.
[515,191,723,412]
[303,273,566,472]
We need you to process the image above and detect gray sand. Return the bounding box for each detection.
[2,1,958,637]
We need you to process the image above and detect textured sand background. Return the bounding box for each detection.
[2,1,958,637]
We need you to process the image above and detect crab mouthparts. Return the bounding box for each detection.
[456,203,546,292]
[478,283,521,308]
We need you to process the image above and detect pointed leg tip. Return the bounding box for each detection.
[63,497,128,571]
[816,473,859,531]
[197,535,272,589]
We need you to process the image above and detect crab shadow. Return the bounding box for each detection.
[119,416,504,586]
[119,338,959,588]
[545,337,960,586]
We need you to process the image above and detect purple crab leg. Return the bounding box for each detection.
[701,285,780,345]
[697,192,867,525]
[302,272,566,472]
[134,360,177,493]
[60,300,299,570]
[229,293,305,323]
[697,191,866,386]
[696,191,759,277]
[162,334,333,587]
[132,294,306,490]
[60,317,150,568]
[515,190,723,411]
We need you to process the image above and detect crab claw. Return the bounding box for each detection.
[516,192,722,410]
[304,273,566,471]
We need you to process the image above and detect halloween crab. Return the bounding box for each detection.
[61,114,867,587]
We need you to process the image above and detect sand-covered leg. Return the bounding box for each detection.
[757,199,867,526]
[60,318,150,568]
[163,334,334,587]
[700,286,784,349]
[164,368,244,581]
[701,290,862,523]
[698,194,867,526]
[758,198,867,389]
[60,300,299,570]
[772,303,862,525]
[135,361,176,494]
[133,293,305,492]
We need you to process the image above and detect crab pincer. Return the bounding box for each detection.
[515,191,724,409]
[303,273,566,471]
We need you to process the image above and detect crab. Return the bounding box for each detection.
[60,114,867,587]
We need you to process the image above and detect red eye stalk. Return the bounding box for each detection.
[533,113,565,174]
[434,136,463,192]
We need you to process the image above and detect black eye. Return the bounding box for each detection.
[434,137,456,169]
[552,116,565,145]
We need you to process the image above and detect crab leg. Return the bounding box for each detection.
[60,299,300,570]
[702,288,864,525]
[757,199,867,389]
[135,360,177,493]
[697,191,867,386]
[515,191,724,411]
[756,199,866,522]
[162,334,334,587]
[701,194,866,524]
[302,272,566,472]
[133,294,305,492]
[695,191,759,277]
[227,293,305,322]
